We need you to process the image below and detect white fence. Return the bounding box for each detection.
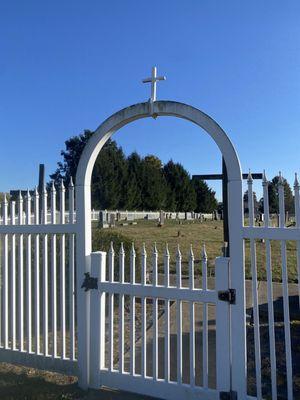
[0,208,216,225]
[89,244,232,399]
[0,172,299,399]
[0,182,77,374]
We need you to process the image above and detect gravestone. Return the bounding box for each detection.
[159,210,165,226]
[110,213,116,227]
[99,210,109,228]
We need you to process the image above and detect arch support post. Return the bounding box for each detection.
[76,183,92,388]
[228,178,247,398]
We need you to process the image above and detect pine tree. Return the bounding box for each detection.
[268,175,294,214]
[140,156,168,210]
[163,160,196,211]
[50,129,93,185]
[192,179,218,213]
[91,141,127,209]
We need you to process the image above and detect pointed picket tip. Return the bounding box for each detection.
[142,242,147,256]
[51,181,56,193]
[202,243,208,260]
[294,173,299,189]
[18,190,23,201]
[60,179,66,191]
[69,176,74,188]
[153,242,158,254]
[109,241,115,255]
[3,193,8,204]
[189,244,194,259]
[278,171,284,185]
[176,244,182,258]
[130,242,136,256]
[247,169,253,183]
[164,243,170,257]
[34,186,39,197]
[119,242,125,254]
[262,170,268,185]
[26,188,31,200]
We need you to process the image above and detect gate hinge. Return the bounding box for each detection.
[218,288,236,304]
[220,390,237,400]
[81,272,98,292]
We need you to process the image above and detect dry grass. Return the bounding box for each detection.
[92,219,299,282]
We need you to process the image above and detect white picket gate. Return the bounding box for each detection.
[0,99,299,399]
[88,247,232,400]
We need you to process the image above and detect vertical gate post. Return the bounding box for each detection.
[76,183,92,388]
[90,251,106,388]
[215,256,231,392]
[228,179,247,398]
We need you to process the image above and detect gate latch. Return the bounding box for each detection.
[218,289,236,304]
[219,390,237,400]
[81,272,98,292]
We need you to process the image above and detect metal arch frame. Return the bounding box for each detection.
[75,100,246,398]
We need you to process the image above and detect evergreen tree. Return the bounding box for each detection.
[124,152,143,209]
[243,190,259,214]
[50,131,219,212]
[268,175,294,214]
[192,179,218,213]
[91,140,127,209]
[164,160,196,211]
[50,130,93,185]
[140,156,168,210]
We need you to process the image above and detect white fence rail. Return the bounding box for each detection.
[0,172,299,399]
[0,181,77,375]
[243,171,299,400]
[89,244,232,399]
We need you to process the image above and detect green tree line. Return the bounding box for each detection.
[50,130,218,212]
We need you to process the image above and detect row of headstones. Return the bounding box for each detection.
[98,209,220,228]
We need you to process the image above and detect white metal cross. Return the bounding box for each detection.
[142,66,166,102]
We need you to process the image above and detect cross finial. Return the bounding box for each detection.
[142,66,166,103]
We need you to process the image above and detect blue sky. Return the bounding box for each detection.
[0,1,300,200]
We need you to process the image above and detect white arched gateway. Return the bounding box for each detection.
[75,100,247,399]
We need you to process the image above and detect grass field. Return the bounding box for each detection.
[92,219,299,282]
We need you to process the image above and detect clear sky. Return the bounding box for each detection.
[0,1,300,200]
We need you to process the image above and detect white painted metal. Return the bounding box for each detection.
[68,178,76,360]
[141,243,147,378]
[18,192,24,352]
[118,243,125,373]
[164,244,170,383]
[3,195,8,348]
[202,244,208,389]
[51,182,57,358]
[278,173,293,400]
[294,173,300,307]
[189,246,195,387]
[26,189,32,354]
[74,100,243,390]
[60,180,66,359]
[108,242,114,371]
[42,185,48,356]
[262,171,277,400]
[247,172,262,399]
[10,201,16,350]
[130,243,136,376]
[152,244,158,381]
[142,66,166,103]
[89,251,106,388]
[34,187,40,355]
[176,246,182,385]
[215,257,231,392]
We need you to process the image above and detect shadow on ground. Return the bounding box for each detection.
[0,363,156,400]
